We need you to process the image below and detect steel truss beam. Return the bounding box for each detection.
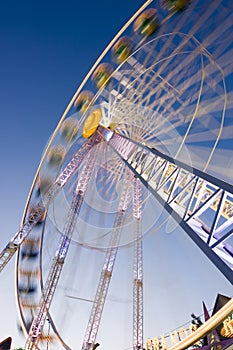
[97,126,233,284]
[133,178,143,350]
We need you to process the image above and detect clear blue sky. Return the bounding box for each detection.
[0,0,232,349]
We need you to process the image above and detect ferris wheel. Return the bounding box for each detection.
[1,0,233,349]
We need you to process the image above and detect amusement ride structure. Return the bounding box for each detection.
[0,0,233,349]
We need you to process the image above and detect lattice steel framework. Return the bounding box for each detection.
[132,177,143,350]
[25,147,98,349]
[81,168,131,350]
[98,126,233,284]
[0,133,101,273]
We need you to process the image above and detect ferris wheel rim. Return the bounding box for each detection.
[15,1,153,343]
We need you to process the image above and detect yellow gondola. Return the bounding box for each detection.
[112,36,133,64]
[165,0,189,11]
[60,117,79,142]
[92,63,112,89]
[36,176,52,196]
[47,145,66,167]
[82,108,102,138]
[134,8,159,37]
[74,90,94,113]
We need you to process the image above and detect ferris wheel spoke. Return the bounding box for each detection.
[147,51,201,111]
[130,7,202,90]
[98,127,233,283]
[111,49,209,146]
[125,50,186,107]
[174,56,205,160]
[184,1,219,40]
[201,5,233,56]
[126,39,195,105]
[110,40,226,171]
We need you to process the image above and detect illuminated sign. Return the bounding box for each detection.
[145,324,200,350]
[220,317,233,338]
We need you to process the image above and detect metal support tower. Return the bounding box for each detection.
[133,177,143,350]
[0,133,101,273]
[97,126,233,284]
[25,147,98,350]
[81,169,131,350]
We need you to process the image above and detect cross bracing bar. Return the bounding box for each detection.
[97,126,233,284]
[0,133,102,273]
[25,148,97,350]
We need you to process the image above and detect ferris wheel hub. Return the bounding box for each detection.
[82,108,102,138]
